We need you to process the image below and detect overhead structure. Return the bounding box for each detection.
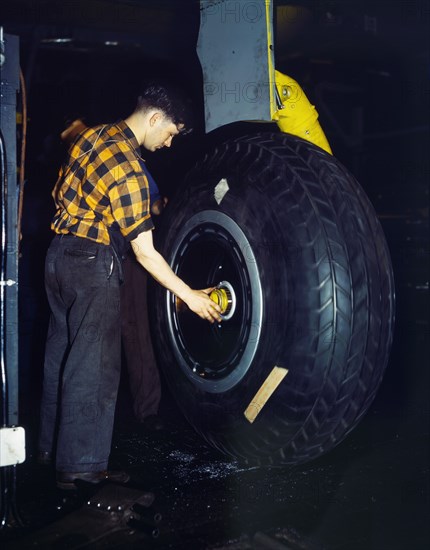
[197,0,331,153]
[197,0,275,132]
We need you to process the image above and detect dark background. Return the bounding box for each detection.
[0,1,428,548]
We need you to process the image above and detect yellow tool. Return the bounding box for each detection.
[210,287,230,314]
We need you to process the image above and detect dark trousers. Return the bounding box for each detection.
[121,253,161,421]
[39,234,121,472]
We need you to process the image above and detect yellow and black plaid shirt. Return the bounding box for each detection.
[52,120,154,244]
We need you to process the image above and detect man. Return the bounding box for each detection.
[38,81,222,490]
[61,117,165,429]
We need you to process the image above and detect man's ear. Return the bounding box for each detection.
[149,111,163,127]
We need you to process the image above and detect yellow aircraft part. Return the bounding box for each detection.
[210,286,231,315]
[272,70,333,155]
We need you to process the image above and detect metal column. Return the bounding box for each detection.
[0,32,20,428]
[1,31,25,531]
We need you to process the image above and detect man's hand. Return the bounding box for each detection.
[182,288,222,323]
[131,231,222,324]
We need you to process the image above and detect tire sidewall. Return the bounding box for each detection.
[153,168,294,433]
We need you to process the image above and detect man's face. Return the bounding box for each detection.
[144,114,184,152]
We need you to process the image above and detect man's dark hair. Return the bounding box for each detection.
[135,80,193,134]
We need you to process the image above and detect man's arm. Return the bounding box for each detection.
[131,230,222,323]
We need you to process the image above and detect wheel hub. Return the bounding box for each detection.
[165,210,263,393]
[209,281,236,320]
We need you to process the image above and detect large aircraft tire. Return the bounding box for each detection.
[151,133,395,465]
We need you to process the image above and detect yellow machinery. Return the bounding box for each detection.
[273,70,332,155]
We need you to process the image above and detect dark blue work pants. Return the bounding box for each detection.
[39,234,121,472]
[121,253,161,421]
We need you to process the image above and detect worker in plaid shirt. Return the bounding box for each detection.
[38,81,222,490]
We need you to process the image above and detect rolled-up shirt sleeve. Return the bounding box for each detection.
[109,173,154,241]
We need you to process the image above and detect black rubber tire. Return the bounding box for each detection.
[151,132,395,465]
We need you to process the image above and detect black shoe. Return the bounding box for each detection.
[37,450,53,466]
[56,470,130,490]
[139,415,165,432]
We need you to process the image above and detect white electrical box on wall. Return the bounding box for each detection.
[0,427,26,466]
